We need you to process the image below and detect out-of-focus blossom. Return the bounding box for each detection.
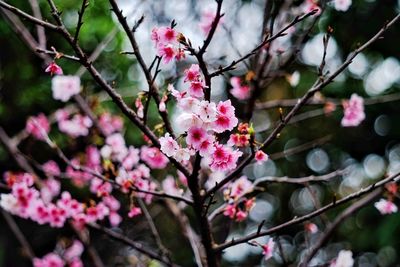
[374,198,398,215]
[140,147,169,169]
[255,150,269,164]
[128,205,142,218]
[230,77,251,100]
[333,0,352,12]
[51,75,81,102]
[262,238,275,260]
[305,222,318,234]
[330,250,354,267]
[33,253,64,267]
[341,94,365,127]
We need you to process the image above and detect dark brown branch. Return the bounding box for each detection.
[199,0,223,55]
[137,199,172,263]
[256,92,400,110]
[1,210,36,260]
[0,9,51,62]
[215,170,400,251]
[0,1,59,31]
[28,0,46,49]
[300,189,382,266]
[187,154,219,267]
[73,0,89,44]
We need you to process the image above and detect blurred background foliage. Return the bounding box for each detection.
[1,0,400,266]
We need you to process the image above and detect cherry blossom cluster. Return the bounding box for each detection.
[160,82,243,172]
[222,176,255,222]
[151,26,185,63]
[0,172,107,228]
[33,239,84,267]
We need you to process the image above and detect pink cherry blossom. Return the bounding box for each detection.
[188,80,205,98]
[108,211,122,227]
[162,176,182,196]
[213,113,238,133]
[333,0,351,12]
[128,205,142,218]
[184,64,201,82]
[158,44,176,64]
[178,97,200,112]
[174,147,193,163]
[235,210,248,222]
[186,126,207,149]
[42,160,61,177]
[122,146,140,171]
[33,252,65,267]
[41,178,61,203]
[374,198,398,215]
[341,94,365,127]
[159,94,168,112]
[26,113,50,140]
[227,176,253,200]
[198,134,216,157]
[140,146,169,169]
[45,62,63,75]
[302,0,322,15]
[158,27,177,44]
[64,240,84,262]
[230,77,250,100]
[135,98,144,119]
[197,101,217,122]
[255,150,269,164]
[199,10,222,35]
[228,133,249,147]
[58,114,92,137]
[223,204,236,219]
[262,238,275,260]
[98,112,124,135]
[160,133,179,157]
[51,75,81,102]
[210,144,243,172]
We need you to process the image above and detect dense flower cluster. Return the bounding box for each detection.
[151,26,185,63]
[161,79,243,171]
[33,240,84,267]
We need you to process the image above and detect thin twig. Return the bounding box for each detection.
[28,0,46,49]
[209,9,318,77]
[137,199,172,263]
[1,210,36,260]
[73,0,89,44]
[89,222,179,267]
